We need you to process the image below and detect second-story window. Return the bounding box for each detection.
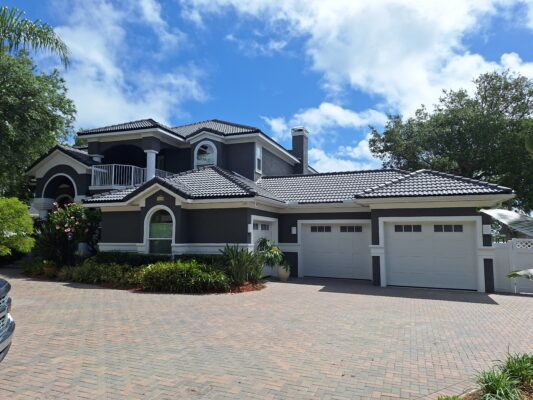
[195,141,217,168]
[256,144,262,173]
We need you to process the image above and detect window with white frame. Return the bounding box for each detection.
[340,225,363,233]
[255,144,262,173]
[394,224,422,232]
[149,209,173,254]
[310,225,332,233]
[195,141,217,167]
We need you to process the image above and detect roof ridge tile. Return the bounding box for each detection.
[356,170,422,197]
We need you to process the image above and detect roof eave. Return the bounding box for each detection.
[354,193,515,207]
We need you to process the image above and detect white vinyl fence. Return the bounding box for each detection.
[494,239,533,294]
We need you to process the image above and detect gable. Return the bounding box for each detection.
[27,149,92,178]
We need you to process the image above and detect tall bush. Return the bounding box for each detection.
[220,244,264,285]
[35,202,100,266]
[0,197,34,256]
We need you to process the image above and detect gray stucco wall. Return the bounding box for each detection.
[182,208,249,243]
[262,148,294,177]
[100,211,143,243]
[225,142,255,180]
[35,165,91,198]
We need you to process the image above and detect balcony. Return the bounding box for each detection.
[91,164,173,189]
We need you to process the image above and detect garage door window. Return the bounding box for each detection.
[394,224,422,232]
[340,225,362,232]
[310,226,331,233]
[261,224,270,231]
[434,224,463,232]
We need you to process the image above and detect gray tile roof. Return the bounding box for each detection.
[84,167,513,205]
[256,170,409,203]
[172,119,259,137]
[57,145,98,166]
[78,119,181,137]
[83,166,283,204]
[355,169,513,198]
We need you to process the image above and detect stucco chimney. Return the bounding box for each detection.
[291,126,309,174]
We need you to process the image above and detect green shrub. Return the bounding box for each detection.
[177,254,224,266]
[0,197,34,257]
[437,396,462,400]
[500,353,533,386]
[137,260,230,293]
[58,259,134,288]
[220,245,264,285]
[92,251,171,267]
[35,203,100,266]
[22,257,44,276]
[476,368,520,400]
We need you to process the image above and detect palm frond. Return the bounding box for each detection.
[0,6,69,67]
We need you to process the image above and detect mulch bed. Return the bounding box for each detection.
[230,282,266,293]
[460,384,533,399]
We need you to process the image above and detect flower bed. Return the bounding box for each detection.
[439,353,533,400]
[24,249,267,294]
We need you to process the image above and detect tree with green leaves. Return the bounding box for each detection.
[0,197,34,256]
[0,51,76,198]
[369,71,533,211]
[0,6,68,66]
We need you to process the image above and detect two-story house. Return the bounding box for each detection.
[27,118,514,292]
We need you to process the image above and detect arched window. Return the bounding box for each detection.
[148,209,173,254]
[194,141,217,167]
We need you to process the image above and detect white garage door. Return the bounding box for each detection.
[385,221,477,290]
[302,223,371,279]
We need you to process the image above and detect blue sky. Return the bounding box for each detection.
[6,0,533,172]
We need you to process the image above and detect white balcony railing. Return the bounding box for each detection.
[91,164,173,188]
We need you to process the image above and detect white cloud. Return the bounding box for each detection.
[262,102,387,140]
[225,33,287,56]
[137,0,184,48]
[338,133,375,161]
[182,0,533,116]
[308,148,378,173]
[53,0,205,128]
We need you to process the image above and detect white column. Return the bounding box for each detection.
[145,150,158,180]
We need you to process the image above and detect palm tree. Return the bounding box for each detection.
[0,6,68,67]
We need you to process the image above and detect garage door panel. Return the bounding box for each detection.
[302,224,371,279]
[385,222,477,290]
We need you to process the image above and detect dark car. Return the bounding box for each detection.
[0,279,15,362]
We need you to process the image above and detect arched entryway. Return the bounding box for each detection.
[42,174,77,205]
[146,207,174,254]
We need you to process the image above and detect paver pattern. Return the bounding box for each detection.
[0,266,531,399]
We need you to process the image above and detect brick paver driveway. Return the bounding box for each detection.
[1,267,532,399]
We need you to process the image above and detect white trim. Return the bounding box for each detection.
[255,144,262,174]
[296,219,372,278]
[187,131,300,164]
[98,242,253,254]
[377,216,485,292]
[27,149,92,178]
[42,173,78,198]
[143,205,176,254]
[173,243,253,254]
[193,140,218,169]
[250,215,278,245]
[81,128,185,143]
[98,243,142,252]
[357,194,515,208]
